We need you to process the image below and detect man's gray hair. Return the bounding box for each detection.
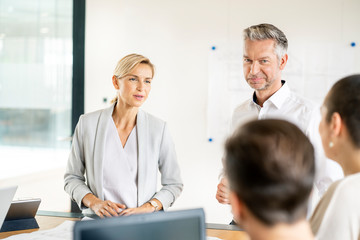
[243,23,288,61]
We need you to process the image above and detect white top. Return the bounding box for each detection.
[310,173,360,240]
[103,117,138,208]
[231,81,343,211]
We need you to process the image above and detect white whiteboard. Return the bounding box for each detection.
[207,43,357,142]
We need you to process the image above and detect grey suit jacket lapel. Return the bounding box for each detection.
[136,109,148,206]
[93,103,115,200]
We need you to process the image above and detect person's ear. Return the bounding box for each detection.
[279,53,288,70]
[330,112,342,138]
[229,191,246,227]
[112,75,120,90]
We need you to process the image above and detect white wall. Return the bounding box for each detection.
[85,0,360,223]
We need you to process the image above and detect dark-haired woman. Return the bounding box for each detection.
[310,74,360,240]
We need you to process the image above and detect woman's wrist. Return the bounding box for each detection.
[148,200,158,212]
[142,202,155,212]
[144,198,162,212]
[82,193,99,209]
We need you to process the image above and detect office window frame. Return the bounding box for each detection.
[71,0,85,213]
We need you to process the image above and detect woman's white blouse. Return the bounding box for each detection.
[103,117,138,208]
[64,105,183,214]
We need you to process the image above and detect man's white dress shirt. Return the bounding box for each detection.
[231,81,344,213]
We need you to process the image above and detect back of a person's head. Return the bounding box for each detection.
[225,119,315,226]
[325,74,360,148]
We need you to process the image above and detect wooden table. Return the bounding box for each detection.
[0,212,250,240]
[0,215,79,239]
[207,228,250,240]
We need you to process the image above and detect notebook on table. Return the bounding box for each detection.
[0,186,17,230]
[74,208,206,240]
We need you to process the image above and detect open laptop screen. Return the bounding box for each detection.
[0,186,17,229]
[74,208,206,240]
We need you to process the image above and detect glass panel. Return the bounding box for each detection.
[0,0,73,211]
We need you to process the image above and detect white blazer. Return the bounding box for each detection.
[64,104,183,214]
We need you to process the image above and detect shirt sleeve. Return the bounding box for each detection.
[64,115,92,210]
[152,123,183,210]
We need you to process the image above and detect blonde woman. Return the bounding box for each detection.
[64,54,183,218]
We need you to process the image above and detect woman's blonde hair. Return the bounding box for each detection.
[111,53,155,104]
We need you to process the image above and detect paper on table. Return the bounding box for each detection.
[3,220,222,240]
[80,216,94,221]
[3,220,75,240]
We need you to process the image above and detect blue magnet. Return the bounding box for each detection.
[208,138,213,142]
[211,46,216,51]
[351,42,356,47]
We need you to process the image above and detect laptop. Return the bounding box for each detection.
[0,186,17,229]
[5,198,41,221]
[74,208,206,240]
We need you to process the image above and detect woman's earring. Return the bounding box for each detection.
[329,141,334,148]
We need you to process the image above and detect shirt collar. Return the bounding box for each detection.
[252,80,290,109]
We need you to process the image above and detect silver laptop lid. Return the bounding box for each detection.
[74,208,206,240]
[0,186,17,229]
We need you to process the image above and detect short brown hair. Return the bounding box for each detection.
[225,119,315,226]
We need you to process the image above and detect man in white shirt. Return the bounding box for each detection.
[216,23,343,217]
